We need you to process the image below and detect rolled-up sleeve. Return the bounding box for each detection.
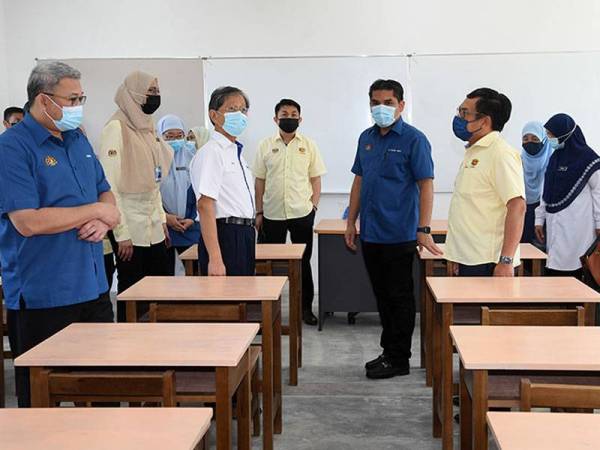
[0,141,40,215]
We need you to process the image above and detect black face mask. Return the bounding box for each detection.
[523,141,543,156]
[141,95,161,115]
[278,118,299,134]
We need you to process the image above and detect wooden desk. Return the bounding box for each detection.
[418,243,548,386]
[15,323,258,450]
[428,277,600,450]
[117,276,287,450]
[487,411,600,450]
[314,219,447,330]
[0,407,212,450]
[179,243,305,387]
[451,326,600,450]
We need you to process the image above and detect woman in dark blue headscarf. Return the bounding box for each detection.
[534,113,600,277]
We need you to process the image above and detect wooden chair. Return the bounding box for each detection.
[520,378,600,412]
[255,261,273,276]
[39,369,177,407]
[481,306,585,326]
[148,302,262,437]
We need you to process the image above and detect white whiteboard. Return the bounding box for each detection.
[39,58,206,153]
[410,52,600,192]
[203,56,410,193]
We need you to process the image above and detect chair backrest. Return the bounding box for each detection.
[520,378,600,411]
[255,261,273,276]
[43,370,176,407]
[149,302,247,322]
[480,306,585,326]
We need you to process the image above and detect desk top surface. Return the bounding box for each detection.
[427,276,600,304]
[0,408,212,450]
[418,243,547,261]
[179,243,306,261]
[487,411,600,450]
[117,276,287,302]
[15,323,259,367]
[451,325,600,371]
[314,219,449,235]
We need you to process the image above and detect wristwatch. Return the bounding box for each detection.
[417,226,431,234]
[498,256,513,265]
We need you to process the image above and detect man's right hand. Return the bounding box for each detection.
[96,203,121,229]
[534,225,545,244]
[166,213,186,232]
[344,223,358,251]
[255,214,263,231]
[208,259,226,276]
[117,239,134,262]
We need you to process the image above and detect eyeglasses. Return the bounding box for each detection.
[221,106,248,115]
[456,107,482,120]
[43,92,87,106]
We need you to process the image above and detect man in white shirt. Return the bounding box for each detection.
[189,86,255,276]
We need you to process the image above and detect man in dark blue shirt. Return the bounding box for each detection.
[0,61,121,406]
[345,79,442,379]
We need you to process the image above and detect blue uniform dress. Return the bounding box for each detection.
[0,113,114,406]
[351,118,434,366]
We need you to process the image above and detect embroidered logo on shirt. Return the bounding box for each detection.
[85,154,92,158]
[272,148,279,153]
[44,156,58,167]
[299,147,306,154]
[471,159,479,167]
[387,149,403,153]
[558,166,568,172]
[108,149,118,157]
[365,144,372,151]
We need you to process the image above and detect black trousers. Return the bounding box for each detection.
[165,245,193,276]
[111,239,170,322]
[261,210,315,311]
[361,241,416,364]
[11,293,114,407]
[104,252,115,291]
[198,222,255,276]
[458,263,496,277]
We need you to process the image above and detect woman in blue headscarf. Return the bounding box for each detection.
[520,121,553,244]
[535,113,600,277]
[157,114,201,275]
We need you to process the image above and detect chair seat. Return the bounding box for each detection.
[454,305,480,325]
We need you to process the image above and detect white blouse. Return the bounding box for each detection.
[535,170,600,271]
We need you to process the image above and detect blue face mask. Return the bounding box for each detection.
[168,139,186,152]
[452,115,483,142]
[222,111,248,137]
[371,105,397,128]
[45,95,83,132]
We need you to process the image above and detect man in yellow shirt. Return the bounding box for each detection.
[445,88,526,276]
[254,99,327,325]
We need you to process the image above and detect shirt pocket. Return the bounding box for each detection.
[454,164,491,197]
[379,149,409,180]
[291,149,310,178]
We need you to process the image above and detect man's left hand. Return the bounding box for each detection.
[417,232,443,256]
[78,219,109,243]
[493,263,514,277]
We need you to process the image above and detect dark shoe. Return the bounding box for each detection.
[364,354,386,370]
[303,310,318,326]
[366,357,410,379]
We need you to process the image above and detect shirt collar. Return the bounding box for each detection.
[372,117,404,136]
[211,130,237,149]
[469,131,500,149]
[22,113,54,146]
[274,131,303,144]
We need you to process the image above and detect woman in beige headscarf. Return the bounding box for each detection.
[186,125,211,150]
[98,70,173,321]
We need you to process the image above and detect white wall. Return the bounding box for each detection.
[0,0,9,113]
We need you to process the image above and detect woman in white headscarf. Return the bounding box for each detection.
[98,70,172,321]
[187,125,211,150]
[157,114,200,275]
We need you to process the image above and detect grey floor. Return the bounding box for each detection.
[3,290,481,449]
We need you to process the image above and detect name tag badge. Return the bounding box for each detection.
[154,166,162,182]
[175,166,188,171]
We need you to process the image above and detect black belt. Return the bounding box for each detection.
[217,217,255,227]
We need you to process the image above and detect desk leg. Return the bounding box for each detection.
[29,367,50,408]
[532,260,542,277]
[424,261,434,387]
[273,298,283,435]
[184,260,194,276]
[459,361,473,450]
[441,303,454,450]
[472,370,489,450]
[261,300,274,450]
[419,259,426,369]
[236,350,252,450]
[125,301,137,323]
[216,366,233,450]
[584,303,596,326]
[288,259,301,385]
[432,300,442,438]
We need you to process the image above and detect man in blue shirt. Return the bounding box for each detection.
[345,79,442,379]
[0,62,121,406]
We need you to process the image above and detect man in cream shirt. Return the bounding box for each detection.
[254,99,326,325]
[446,88,526,276]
